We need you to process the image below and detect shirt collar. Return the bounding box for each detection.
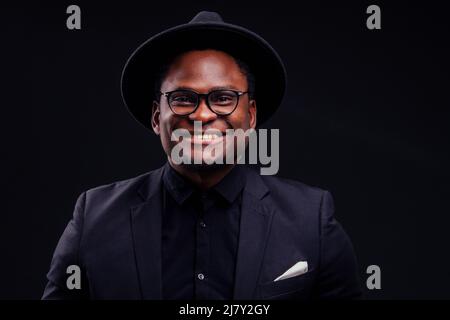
[212,164,246,204]
[162,163,246,205]
[162,162,195,205]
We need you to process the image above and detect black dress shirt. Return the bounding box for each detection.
[161,163,246,300]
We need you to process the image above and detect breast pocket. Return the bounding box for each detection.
[257,269,317,300]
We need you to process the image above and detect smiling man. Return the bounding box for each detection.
[154,49,257,187]
[42,11,362,300]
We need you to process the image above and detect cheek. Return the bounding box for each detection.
[229,107,251,129]
[159,115,172,135]
[157,110,176,149]
[158,110,189,147]
[159,105,176,132]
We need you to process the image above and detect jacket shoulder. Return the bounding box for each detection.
[81,166,164,209]
[85,171,151,195]
[261,173,326,204]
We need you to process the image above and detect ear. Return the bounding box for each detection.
[248,99,257,129]
[151,100,161,135]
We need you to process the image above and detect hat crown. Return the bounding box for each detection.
[189,11,224,24]
[122,10,286,130]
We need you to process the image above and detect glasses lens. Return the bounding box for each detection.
[209,90,238,114]
[168,90,198,114]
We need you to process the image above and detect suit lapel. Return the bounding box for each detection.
[129,165,274,300]
[233,168,274,299]
[130,166,165,299]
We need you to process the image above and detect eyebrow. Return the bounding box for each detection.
[172,85,243,92]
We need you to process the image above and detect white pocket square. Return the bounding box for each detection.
[274,261,308,282]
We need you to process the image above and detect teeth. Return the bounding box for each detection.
[193,133,220,141]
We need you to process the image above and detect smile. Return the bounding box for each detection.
[185,133,224,145]
[170,121,280,175]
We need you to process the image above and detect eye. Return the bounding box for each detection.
[210,91,236,105]
[170,92,197,105]
[173,96,190,102]
[217,95,233,102]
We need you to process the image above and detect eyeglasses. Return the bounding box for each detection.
[159,89,249,116]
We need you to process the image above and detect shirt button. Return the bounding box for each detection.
[199,221,206,228]
[197,273,205,280]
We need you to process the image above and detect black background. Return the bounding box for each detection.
[1,0,449,299]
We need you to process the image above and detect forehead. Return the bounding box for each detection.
[161,49,247,91]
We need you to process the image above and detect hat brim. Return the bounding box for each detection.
[121,22,287,131]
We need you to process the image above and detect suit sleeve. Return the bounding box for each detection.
[313,190,363,299]
[42,192,89,299]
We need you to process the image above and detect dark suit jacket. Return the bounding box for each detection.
[42,165,362,300]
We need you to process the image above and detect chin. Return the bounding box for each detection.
[182,161,229,172]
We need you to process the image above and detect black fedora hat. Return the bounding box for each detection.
[121,11,287,131]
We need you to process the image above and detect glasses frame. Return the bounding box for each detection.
[159,89,249,116]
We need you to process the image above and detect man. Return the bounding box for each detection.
[43,11,362,300]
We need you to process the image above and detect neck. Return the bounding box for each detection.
[168,158,235,191]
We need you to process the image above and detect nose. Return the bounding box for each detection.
[188,97,217,123]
